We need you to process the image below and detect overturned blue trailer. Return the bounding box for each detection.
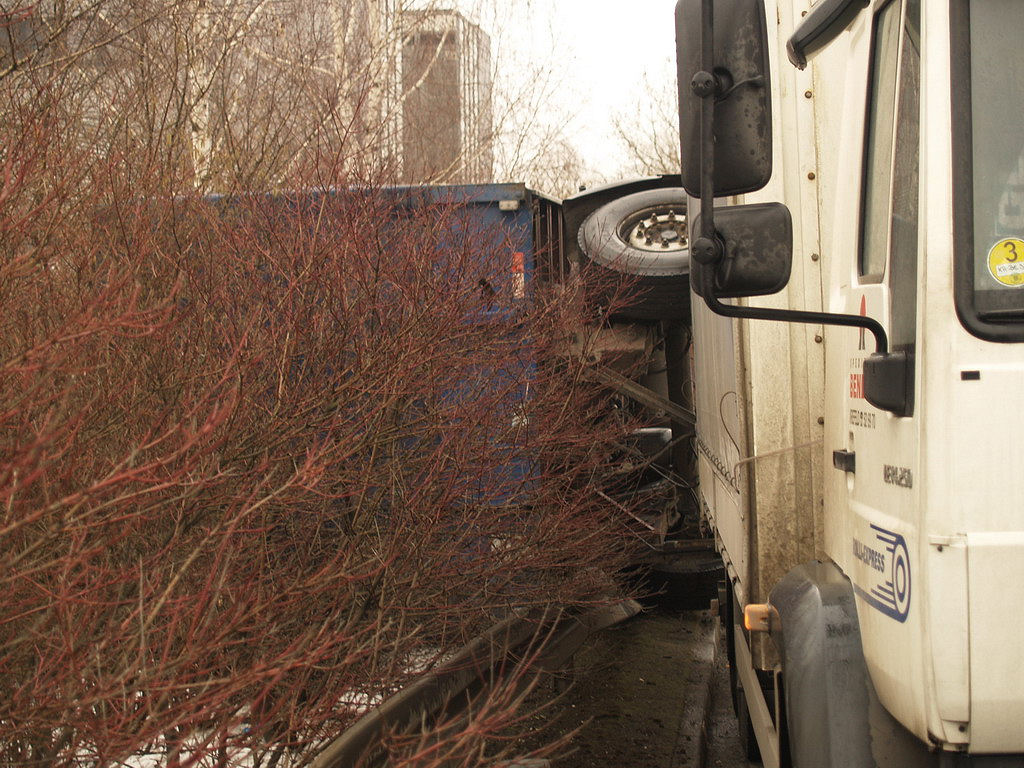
[380,183,567,507]
[205,183,568,508]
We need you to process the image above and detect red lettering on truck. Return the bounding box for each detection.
[850,373,864,399]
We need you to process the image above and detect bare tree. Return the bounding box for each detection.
[610,62,680,177]
[506,133,588,199]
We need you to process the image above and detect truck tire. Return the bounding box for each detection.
[718,580,740,716]
[578,188,691,322]
[735,683,763,763]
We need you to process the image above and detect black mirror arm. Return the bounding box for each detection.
[698,270,889,354]
[694,0,718,243]
[716,76,765,101]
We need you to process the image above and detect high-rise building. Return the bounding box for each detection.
[400,10,493,184]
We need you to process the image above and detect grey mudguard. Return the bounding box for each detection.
[771,562,937,768]
[770,561,876,768]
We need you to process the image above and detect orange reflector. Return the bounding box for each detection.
[512,252,525,298]
[743,603,777,633]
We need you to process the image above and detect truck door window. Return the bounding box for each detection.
[952,0,1024,340]
[859,1,902,280]
[889,0,920,351]
[860,0,920,355]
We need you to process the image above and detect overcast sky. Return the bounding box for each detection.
[455,0,680,184]
[545,0,679,178]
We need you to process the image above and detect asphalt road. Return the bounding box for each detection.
[704,629,761,768]
[515,605,759,768]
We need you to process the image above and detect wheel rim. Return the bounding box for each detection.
[620,207,689,254]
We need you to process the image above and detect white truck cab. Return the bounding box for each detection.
[676,0,1024,763]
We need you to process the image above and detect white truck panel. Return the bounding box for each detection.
[914,3,969,744]
[694,0,827,670]
[966,532,1024,752]
[811,5,933,748]
[693,297,748,596]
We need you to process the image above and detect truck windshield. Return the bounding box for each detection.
[960,0,1024,334]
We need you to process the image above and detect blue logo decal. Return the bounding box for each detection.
[852,524,911,622]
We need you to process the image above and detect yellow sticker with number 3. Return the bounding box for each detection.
[988,238,1024,286]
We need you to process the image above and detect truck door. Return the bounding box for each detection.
[829,0,925,735]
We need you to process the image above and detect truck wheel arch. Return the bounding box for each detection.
[770,561,876,768]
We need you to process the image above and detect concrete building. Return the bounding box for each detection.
[400,9,493,184]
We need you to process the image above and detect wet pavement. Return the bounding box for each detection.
[517,605,759,768]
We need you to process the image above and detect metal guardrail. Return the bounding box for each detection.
[311,599,641,768]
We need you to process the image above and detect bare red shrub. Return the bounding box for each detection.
[0,6,649,765]
[1,170,643,767]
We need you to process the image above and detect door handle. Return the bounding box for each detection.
[832,449,856,473]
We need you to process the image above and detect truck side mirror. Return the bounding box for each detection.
[677,0,897,414]
[691,203,792,299]
[676,0,772,197]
